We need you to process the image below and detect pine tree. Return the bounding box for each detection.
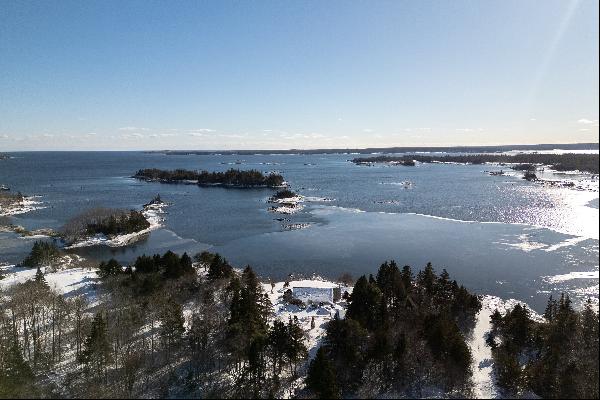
[0,339,35,398]
[346,275,382,330]
[80,312,111,380]
[416,262,436,294]
[97,258,122,278]
[401,265,413,291]
[160,298,185,362]
[306,347,339,399]
[207,253,233,280]
[268,319,288,375]
[286,316,307,375]
[34,266,47,287]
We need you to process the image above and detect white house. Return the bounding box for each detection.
[292,286,334,304]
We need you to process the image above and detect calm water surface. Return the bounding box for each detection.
[1,151,598,312]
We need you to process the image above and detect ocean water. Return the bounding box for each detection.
[1,151,598,312]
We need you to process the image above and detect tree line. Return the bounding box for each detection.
[352,153,600,174]
[134,168,285,187]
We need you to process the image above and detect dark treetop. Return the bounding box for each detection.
[133,168,285,188]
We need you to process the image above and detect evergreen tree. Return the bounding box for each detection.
[400,265,413,291]
[375,260,406,310]
[160,298,185,362]
[306,347,339,399]
[0,339,35,398]
[286,316,307,375]
[346,275,383,330]
[80,312,111,380]
[207,253,233,280]
[34,266,47,286]
[134,254,157,274]
[97,258,122,278]
[267,320,288,375]
[416,262,436,294]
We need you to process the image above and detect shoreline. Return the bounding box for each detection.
[0,195,46,217]
[64,200,168,249]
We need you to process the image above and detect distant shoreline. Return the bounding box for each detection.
[145,142,599,156]
[1,142,598,154]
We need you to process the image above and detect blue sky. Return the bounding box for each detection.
[1,0,598,150]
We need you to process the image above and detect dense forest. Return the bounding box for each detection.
[352,153,600,174]
[1,247,598,398]
[307,261,481,398]
[488,295,599,398]
[134,168,285,187]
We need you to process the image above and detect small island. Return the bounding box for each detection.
[268,189,304,214]
[0,191,44,217]
[62,195,167,248]
[134,168,286,188]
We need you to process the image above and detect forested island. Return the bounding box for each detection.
[352,153,600,174]
[1,248,597,398]
[134,168,286,188]
[58,196,166,247]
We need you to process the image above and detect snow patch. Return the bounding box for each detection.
[0,195,46,217]
[65,201,168,248]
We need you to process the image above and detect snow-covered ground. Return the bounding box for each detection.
[269,195,336,214]
[468,295,543,399]
[268,195,305,214]
[65,201,168,248]
[0,254,100,305]
[262,278,352,359]
[0,195,46,217]
[1,256,553,398]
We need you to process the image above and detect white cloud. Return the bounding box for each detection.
[577,118,599,125]
[86,132,97,136]
[123,133,144,139]
[119,126,149,131]
[190,128,215,133]
[363,128,373,133]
